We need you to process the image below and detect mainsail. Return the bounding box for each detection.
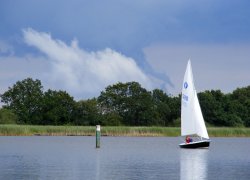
[181,60,209,139]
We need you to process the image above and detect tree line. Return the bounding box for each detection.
[0,78,249,127]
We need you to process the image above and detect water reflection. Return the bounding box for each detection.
[180,149,208,180]
[2,137,250,179]
[95,149,100,180]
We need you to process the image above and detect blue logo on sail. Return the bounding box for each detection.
[184,82,188,89]
[183,94,188,101]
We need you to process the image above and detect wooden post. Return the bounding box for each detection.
[96,125,101,148]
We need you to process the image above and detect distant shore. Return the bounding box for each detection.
[0,125,250,137]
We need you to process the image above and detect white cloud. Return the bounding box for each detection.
[21,28,159,99]
[143,43,250,95]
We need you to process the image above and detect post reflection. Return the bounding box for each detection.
[95,149,100,180]
[180,149,208,180]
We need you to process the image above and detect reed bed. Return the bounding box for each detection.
[207,127,250,137]
[0,125,95,136]
[101,126,180,137]
[0,125,250,137]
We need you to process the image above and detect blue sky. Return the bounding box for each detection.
[1,0,250,99]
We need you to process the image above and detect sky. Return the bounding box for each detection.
[0,0,250,100]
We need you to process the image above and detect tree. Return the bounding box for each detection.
[151,89,171,126]
[73,98,101,125]
[0,78,43,124]
[98,82,155,126]
[198,89,247,127]
[2,77,250,127]
[231,86,250,127]
[0,108,17,124]
[168,95,181,125]
[101,112,122,126]
[198,90,225,126]
[42,89,75,125]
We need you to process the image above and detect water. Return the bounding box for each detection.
[0,137,249,180]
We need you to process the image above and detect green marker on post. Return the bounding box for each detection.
[96,125,101,148]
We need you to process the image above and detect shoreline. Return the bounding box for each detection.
[0,125,250,137]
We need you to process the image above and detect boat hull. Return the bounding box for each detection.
[179,140,210,148]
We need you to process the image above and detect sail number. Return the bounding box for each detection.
[182,94,188,101]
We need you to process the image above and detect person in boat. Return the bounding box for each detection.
[185,136,193,143]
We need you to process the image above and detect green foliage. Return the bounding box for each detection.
[151,89,170,125]
[98,82,156,126]
[0,125,96,136]
[199,88,250,127]
[0,78,44,124]
[1,125,250,137]
[73,98,101,125]
[1,78,250,127]
[231,86,250,127]
[151,89,180,126]
[0,78,75,125]
[0,108,17,124]
[101,112,122,126]
[41,89,75,125]
[199,90,224,126]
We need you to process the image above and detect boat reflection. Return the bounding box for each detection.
[180,149,208,180]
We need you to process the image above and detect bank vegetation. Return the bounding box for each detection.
[1,78,250,128]
[1,125,250,137]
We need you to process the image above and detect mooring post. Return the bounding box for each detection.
[96,125,101,148]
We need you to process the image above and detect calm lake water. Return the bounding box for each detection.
[0,136,249,180]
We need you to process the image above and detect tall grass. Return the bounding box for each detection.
[0,125,95,136]
[102,126,180,136]
[208,127,250,137]
[0,125,250,137]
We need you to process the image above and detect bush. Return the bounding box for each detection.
[0,108,17,124]
[218,114,244,127]
[101,113,122,126]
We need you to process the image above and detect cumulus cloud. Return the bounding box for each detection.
[22,28,159,99]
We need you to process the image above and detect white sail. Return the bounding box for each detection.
[181,60,209,139]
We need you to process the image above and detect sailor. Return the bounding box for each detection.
[185,136,192,143]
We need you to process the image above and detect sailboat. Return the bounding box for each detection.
[179,60,211,148]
